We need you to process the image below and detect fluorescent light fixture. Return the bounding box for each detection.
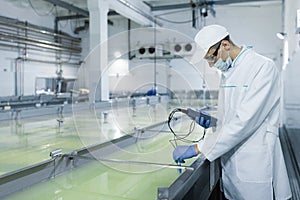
[282,40,289,70]
[297,9,300,33]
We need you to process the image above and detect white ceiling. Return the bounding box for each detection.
[3,0,87,16]
[4,0,281,17]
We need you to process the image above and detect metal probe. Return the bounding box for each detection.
[66,153,194,171]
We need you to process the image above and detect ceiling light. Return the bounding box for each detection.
[114,51,122,58]
[276,32,286,40]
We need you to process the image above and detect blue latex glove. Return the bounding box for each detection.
[173,145,197,163]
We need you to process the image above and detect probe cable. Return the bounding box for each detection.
[168,108,207,149]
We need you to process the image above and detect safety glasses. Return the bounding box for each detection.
[205,42,221,62]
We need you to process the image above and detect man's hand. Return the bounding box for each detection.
[173,145,198,163]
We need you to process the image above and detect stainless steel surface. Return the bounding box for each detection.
[280,127,300,200]
[157,157,221,200]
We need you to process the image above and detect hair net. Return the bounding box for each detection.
[194,24,229,57]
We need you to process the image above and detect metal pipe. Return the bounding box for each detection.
[0,32,81,53]
[0,31,80,51]
[0,42,81,56]
[14,58,21,96]
[18,57,81,66]
[56,14,88,21]
[117,0,162,26]
[0,36,79,52]
[14,57,24,97]
[16,57,81,66]
[150,0,278,11]
[0,19,81,42]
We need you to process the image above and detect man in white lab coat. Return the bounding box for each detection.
[173,25,292,200]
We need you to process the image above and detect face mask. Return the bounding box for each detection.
[213,50,232,72]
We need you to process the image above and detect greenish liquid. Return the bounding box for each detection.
[3,132,198,200]
[3,161,183,200]
[1,101,208,199]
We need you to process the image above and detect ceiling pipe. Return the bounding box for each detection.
[44,0,160,31]
[0,17,81,53]
[116,0,162,26]
[56,14,87,21]
[0,32,81,52]
[148,0,280,11]
[0,19,80,42]
[16,57,81,66]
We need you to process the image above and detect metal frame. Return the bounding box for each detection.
[157,157,220,200]
[280,126,300,199]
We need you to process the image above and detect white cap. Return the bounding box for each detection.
[194,24,229,56]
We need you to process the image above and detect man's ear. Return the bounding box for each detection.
[221,40,231,51]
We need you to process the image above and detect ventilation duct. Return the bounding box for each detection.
[135,44,163,58]
[171,42,196,56]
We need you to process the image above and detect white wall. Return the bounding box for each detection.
[0,0,80,96]
[155,3,282,66]
[284,51,300,128]
[107,3,282,95]
[210,4,282,67]
[283,0,300,128]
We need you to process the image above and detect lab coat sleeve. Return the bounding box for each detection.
[200,60,280,161]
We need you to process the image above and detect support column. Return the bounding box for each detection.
[87,0,109,102]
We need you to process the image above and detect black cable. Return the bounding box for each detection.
[155,8,192,17]
[155,14,202,24]
[168,108,207,148]
[167,108,181,135]
[28,0,55,16]
[153,4,209,25]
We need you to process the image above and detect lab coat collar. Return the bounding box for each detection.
[231,45,252,68]
[223,45,253,77]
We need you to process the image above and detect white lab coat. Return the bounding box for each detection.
[198,47,292,200]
